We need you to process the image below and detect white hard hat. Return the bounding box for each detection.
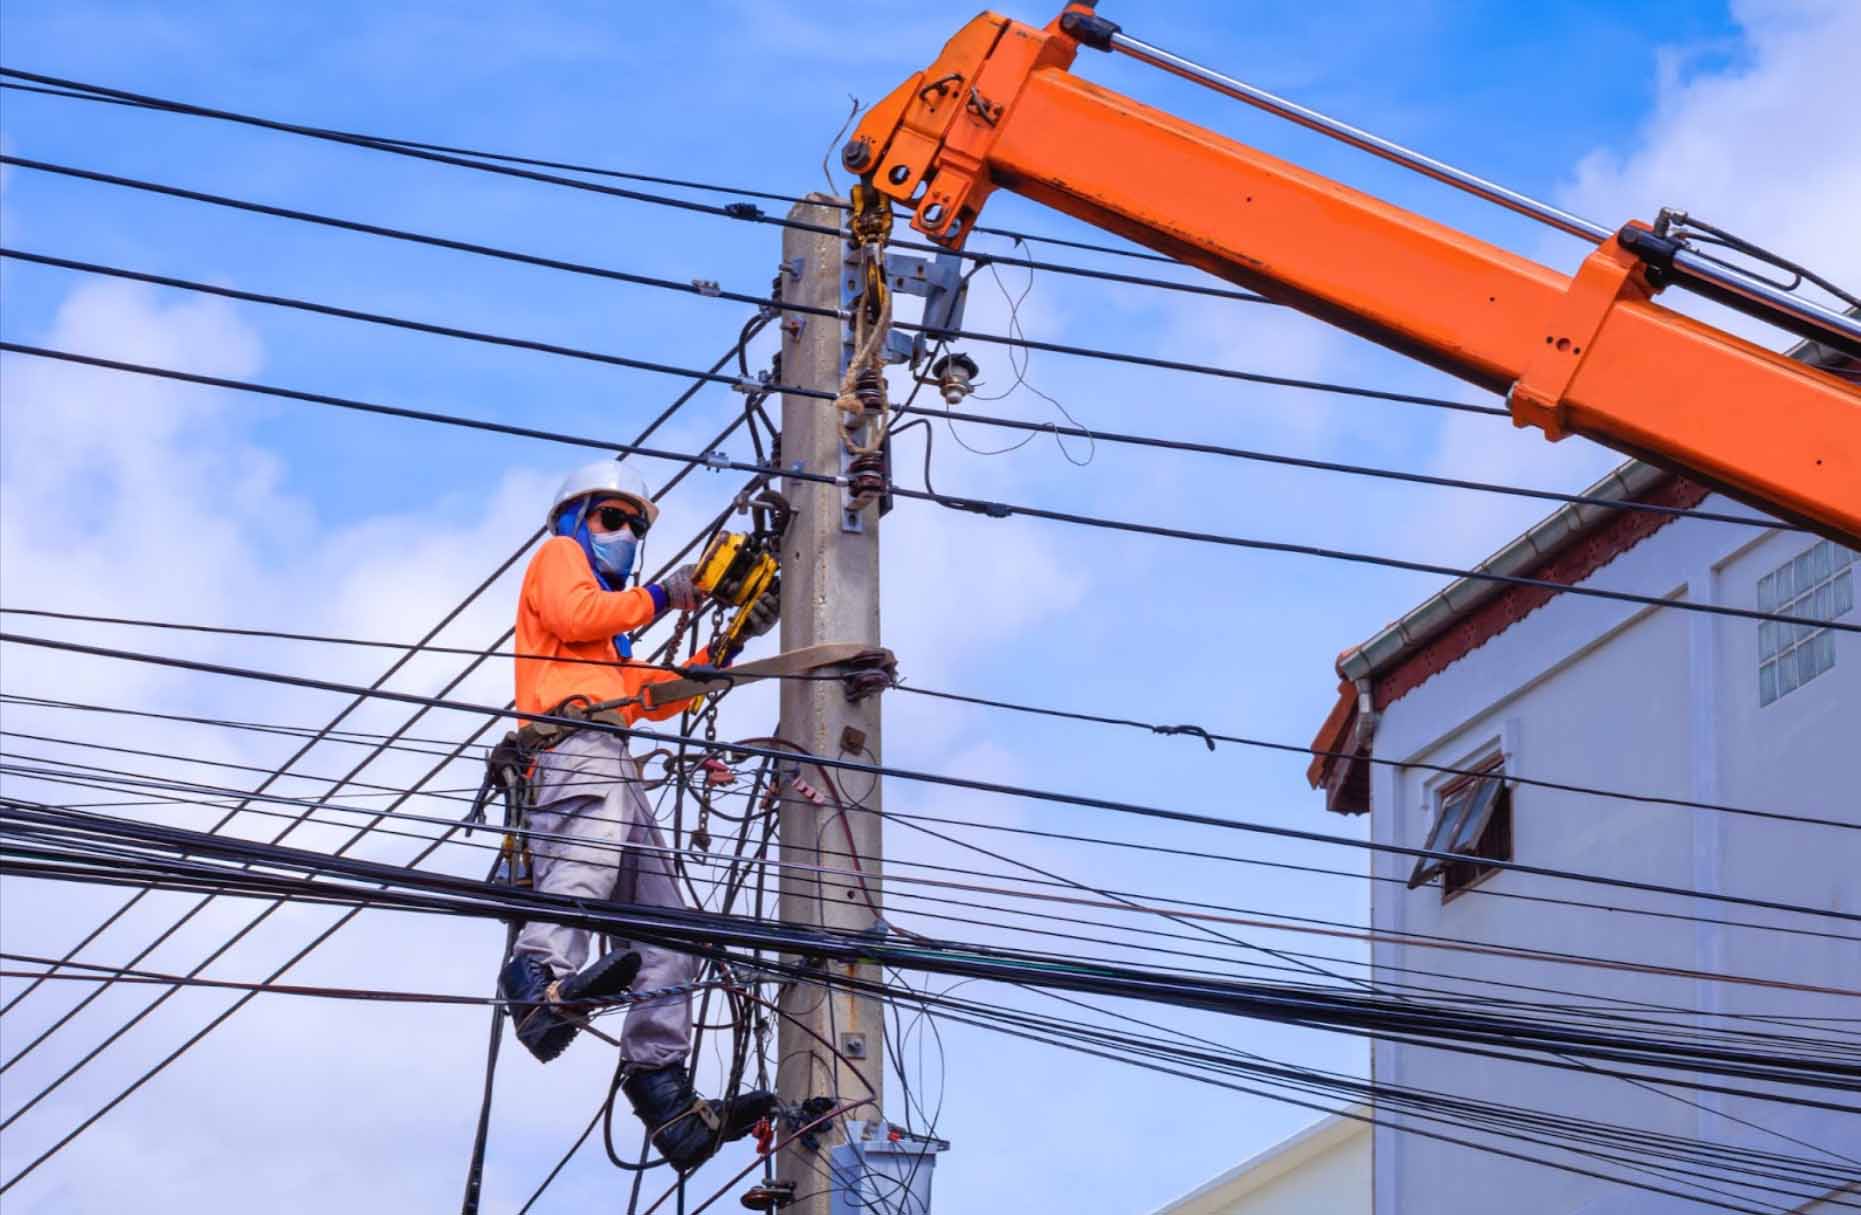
[548,460,659,530]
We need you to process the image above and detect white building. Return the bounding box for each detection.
[1147,1107,1370,1215]
[1306,389,1860,1212]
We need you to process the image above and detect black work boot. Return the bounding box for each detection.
[499,947,642,1063]
[621,1062,777,1172]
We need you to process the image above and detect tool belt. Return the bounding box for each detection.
[468,694,638,889]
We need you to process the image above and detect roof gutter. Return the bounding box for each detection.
[1336,458,1669,685]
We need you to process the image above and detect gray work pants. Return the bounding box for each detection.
[512,730,695,1068]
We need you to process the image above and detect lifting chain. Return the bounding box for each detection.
[687,603,730,852]
[838,181,894,457]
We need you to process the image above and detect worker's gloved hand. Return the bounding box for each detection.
[660,565,704,613]
[740,589,780,639]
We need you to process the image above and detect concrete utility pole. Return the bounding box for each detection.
[775,194,887,1213]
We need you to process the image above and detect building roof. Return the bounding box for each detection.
[1145,1105,1370,1215]
[1305,458,1713,812]
[1305,316,1859,815]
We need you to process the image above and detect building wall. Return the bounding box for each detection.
[1148,1110,1369,1215]
[1364,505,1858,1215]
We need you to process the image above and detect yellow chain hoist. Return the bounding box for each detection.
[691,489,791,661]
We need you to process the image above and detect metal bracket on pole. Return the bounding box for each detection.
[837,225,968,530]
[841,250,969,369]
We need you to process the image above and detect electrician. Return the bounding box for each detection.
[497,458,778,1172]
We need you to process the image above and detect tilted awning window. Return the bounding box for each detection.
[1407,773,1502,889]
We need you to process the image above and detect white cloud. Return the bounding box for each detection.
[1556,0,1860,341]
[0,281,567,1207]
[1327,0,1861,577]
[4,5,1851,1207]
[0,267,1097,1207]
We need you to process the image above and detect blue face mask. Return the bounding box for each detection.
[589,531,637,581]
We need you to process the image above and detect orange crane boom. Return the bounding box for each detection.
[843,6,1861,545]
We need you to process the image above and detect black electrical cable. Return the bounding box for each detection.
[7,695,1853,1034]
[0,608,848,684]
[0,317,766,1028]
[21,603,1848,905]
[847,740,1861,1186]
[21,754,1850,1050]
[17,779,1858,1077]
[0,70,1272,302]
[7,798,1854,1102]
[7,623,1849,895]
[28,763,1853,1040]
[10,844,1846,1146]
[891,402,1790,529]
[802,958,1861,1208]
[0,469,755,1174]
[0,654,507,1123]
[799,969,1855,1211]
[5,343,1848,645]
[19,754,1856,1062]
[0,230,1478,415]
[10,747,1846,1205]
[0,470,744,1153]
[15,713,1859,1018]
[0,725,505,1182]
[0,245,1786,532]
[0,355,773,1160]
[795,972,1847,1215]
[13,724,1852,966]
[889,683,1858,835]
[0,953,644,1009]
[2,815,1819,1082]
[0,245,807,401]
[5,630,1856,929]
[0,75,1195,274]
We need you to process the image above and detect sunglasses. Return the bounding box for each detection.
[593,505,650,537]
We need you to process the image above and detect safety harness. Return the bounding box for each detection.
[466,693,644,891]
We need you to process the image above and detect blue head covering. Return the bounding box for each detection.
[553,498,636,659]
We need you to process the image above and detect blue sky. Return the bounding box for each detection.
[2,1,1854,1211]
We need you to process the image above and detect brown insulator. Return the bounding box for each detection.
[845,451,888,509]
[853,366,887,416]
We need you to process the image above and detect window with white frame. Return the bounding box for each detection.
[1758,540,1854,706]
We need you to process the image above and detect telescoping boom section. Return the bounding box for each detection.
[842,7,1861,545]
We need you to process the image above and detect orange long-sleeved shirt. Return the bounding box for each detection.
[514,536,692,723]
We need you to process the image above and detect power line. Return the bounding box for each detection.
[0,69,1273,304]
[4,629,1856,926]
[0,75,1193,272]
[0,316,766,1031]
[23,243,1790,529]
[10,803,1846,1205]
[8,798,1855,1104]
[8,609,1843,832]
[795,968,1856,1213]
[892,403,1790,529]
[0,481,743,1117]
[10,64,1846,1213]
[9,689,1852,954]
[13,747,1857,1067]
[0,210,1484,413]
[0,330,770,1114]
[0,485,768,1176]
[5,343,1847,642]
[0,952,721,1012]
[17,754,1855,1021]
[889,686,1849,829]
[807,973,1851,1215]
